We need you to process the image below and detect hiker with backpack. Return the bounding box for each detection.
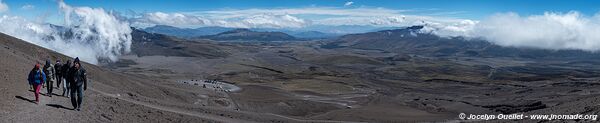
[27,63,46,104]
[44,59,56,97]
[69,57,87,111]
[27,63,38,90]
[62,60,71,97]
[55,60,63,89]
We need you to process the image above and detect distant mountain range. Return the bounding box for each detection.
[141,25,400,40]
[143,25,234,38]
[197,28,298,41]
[289,31,337,39]
[130,27,231,58]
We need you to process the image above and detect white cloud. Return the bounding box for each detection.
[57,0,132,63]
[312,14,466,28]
[420,19,477,37]
[133,12,308,28]
[470,12,600,51]
[134,7,466,29]
[0,0,132,64]
[227,14,308,28]
[135,12,209,27]
[422,11,600,51]
[21,4,34,10]
[0,0,8,13]
[369,16,405,25]
[344,1,354,6]
[196,7,408,18]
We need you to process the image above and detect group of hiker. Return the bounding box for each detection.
[27,57,88,111]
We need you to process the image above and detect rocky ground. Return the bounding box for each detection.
[111,38,600,122]
[0,33,353,123]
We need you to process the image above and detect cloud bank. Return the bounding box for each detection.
[472,12,600,51]
[135,12,209,27]
[424,11,600,51]
[134,12,307,28]
[131,7,459,29]
[0,0,131,64]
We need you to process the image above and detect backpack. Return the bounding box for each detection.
[55,63,62,76]
[44,64,55,81]
[27,68,36,85]
[32,70,45,85]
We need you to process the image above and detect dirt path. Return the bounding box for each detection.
[89,85,250,123]
[6,85,82,122]
[89,78,357,123]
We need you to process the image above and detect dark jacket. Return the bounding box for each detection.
[27,68,35,85]
[69,66,87,89]
[55,62,62,78]
[62,62,71,83]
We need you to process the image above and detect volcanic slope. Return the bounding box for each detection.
[0,32,350,122]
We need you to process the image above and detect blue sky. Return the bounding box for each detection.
[1,0,600,29]
[5,0,599,20]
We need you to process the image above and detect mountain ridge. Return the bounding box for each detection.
[197,28,298,41]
